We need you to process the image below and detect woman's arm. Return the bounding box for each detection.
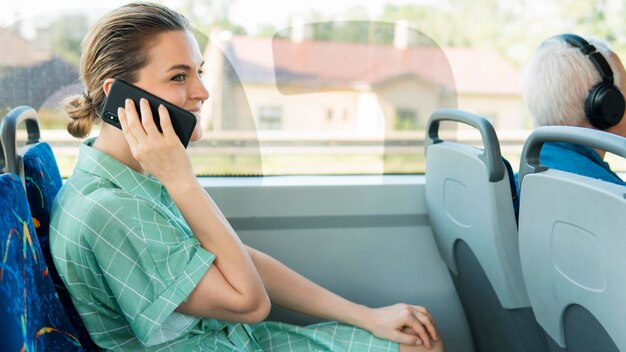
[247,246,439,349]
[168,178,270,323]
[118,100,270,322]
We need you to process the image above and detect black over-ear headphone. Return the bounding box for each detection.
[557,33,625,129]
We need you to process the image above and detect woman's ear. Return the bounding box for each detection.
[102,78,115,96]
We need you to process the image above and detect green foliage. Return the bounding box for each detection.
[273,18,396,45]
[177,0,246,48]
[313,22,395,45]
[394,109,418,130]
[256,24,280,38]
[375,0,626,67]
[50,14,89,66]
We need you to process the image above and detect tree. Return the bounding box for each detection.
[177,0,246,38]
[50,14,89,66]
[375,0,626,68]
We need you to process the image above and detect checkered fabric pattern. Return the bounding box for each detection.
[50,138,398,352]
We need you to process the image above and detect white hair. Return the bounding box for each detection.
[522,35,621,127]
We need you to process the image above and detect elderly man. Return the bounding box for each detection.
[521,33,626,185]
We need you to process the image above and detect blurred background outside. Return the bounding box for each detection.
[2,0,626,177]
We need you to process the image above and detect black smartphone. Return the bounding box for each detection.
[100,79,197,147]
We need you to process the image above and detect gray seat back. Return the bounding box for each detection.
[425,108,529,308]
[518,126,626,350]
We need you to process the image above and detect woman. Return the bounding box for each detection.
[50,3,443,351]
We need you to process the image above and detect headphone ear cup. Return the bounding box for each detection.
[585,82,626,130]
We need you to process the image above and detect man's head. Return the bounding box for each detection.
[522,34,626,132]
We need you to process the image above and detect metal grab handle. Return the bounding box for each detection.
[518,126,626,187]
[426,108,504,182]
[0,106,41,174]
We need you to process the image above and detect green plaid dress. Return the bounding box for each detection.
[49,138,398,352]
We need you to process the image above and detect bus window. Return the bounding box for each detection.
[2,0,624,176]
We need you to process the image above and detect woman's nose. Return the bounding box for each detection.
[192,77,210,102]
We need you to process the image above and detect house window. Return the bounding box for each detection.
[258,106,283,130]
[394,108,417,130]
[326,108,333,120]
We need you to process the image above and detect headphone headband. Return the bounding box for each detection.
[557,33,614,84]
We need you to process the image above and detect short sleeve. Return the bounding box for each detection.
[84,190,214,346]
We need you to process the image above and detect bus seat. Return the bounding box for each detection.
[425,108,548,352]
[518,126,626,352]
[2,106,97,351]
[0,125,84,351]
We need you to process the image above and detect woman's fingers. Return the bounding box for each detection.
[406,317,431,349]
[117,106,138,146]
[413,307,438,341]
[394,329,423,347]
[157,104,178,141]
[413,305,431,318]
[122,98,179,145]
[132,99,179,145]
[123,98,148,140]
[114,97,193,184]
[138,98,161,136]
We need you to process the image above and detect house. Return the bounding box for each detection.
[0,28,51,68]
[202,28,524,134]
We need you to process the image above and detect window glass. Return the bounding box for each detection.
[394,109,418,130]
[2,0,625,176]
[258,106,283,130]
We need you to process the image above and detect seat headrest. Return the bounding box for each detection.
[0,106,41,182]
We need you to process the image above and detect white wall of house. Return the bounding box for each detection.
[375,77,449,130]
[240,83,363,131]
[457,93,526,130]
[211,78,526,133]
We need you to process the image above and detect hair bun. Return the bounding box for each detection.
[63,94,98,138]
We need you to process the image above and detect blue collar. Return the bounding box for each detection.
[546,141,609,170]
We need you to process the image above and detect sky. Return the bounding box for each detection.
[0,0,422,34]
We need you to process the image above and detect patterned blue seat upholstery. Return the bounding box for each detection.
[2,106,94,351]
[22,142,62,242]
[0,172,83,351]
[23,143,98,351]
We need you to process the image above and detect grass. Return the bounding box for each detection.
[55,152,428,178]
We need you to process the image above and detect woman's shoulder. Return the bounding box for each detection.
[52,171,138,225]
[57,170,115,204]
[53,169,174,229]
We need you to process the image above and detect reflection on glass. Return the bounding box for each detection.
[206,21,458,175]
[1,13,530,176]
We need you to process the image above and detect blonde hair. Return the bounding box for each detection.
[64,2,190,137]
[522,35,620,128]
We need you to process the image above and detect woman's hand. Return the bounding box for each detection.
[363,304,439,349]
[117,98,195,187]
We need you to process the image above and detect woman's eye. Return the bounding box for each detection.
[198,68,205,77]
[172,73,186,82]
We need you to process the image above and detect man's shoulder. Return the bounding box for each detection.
[540,142,626,185]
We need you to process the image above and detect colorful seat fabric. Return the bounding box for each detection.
[22,141,98,351]
[2,105,95,350]
[0,172,84,351]
[23,142,63,241]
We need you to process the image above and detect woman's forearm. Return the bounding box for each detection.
[168,178,265,301]
[247,246,373,329]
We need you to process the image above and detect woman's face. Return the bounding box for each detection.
[133,30,209,142]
